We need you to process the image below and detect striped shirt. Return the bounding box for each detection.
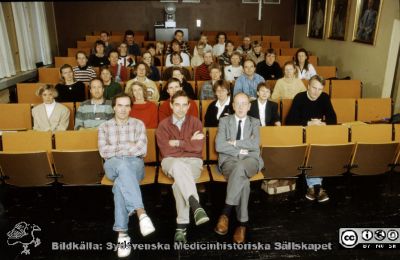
[98,118,147,159]
[74,99,114,130]
[73,66,97,83]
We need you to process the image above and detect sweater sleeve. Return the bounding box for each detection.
[178,118,203,154]
[323,95,337,125]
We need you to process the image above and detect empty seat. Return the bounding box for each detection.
[331,80,362,98]
[357,98,392,123]
[67,48,91,57]
[331,99,356,123]
[17,83,43,104]
[54,56,78,68]
[315,66,337,79]
[276,56,293,68]
[262,36,280,42]
[280,48,299,56]
[38,67,60,84]
[271,41,290,49]
[77,41,94,49]
[0,104,32,130]
[0,131,54,186]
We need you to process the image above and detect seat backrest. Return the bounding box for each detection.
[331,98,356,123]
[271,41,290,49]
[54,130,98,150]
[201,99,213,123]
[280,99,293,125]
[351,124,393,143]
[306,125,349,144]
[260,126,303,146]
[67,48,91,57]
[357,98,392,122]
[315,66,337,79]
[308,56,318,67]
[145,128,157,163]
[17,83,43,104]
[276,56,293,68]
[395,124,400,142]
[55,56,78,68]
[280,48,299,56]
[262,35,280,42]
[38,67,60,84]
[331,80,362,98]
[0,104,32,130]
[208,127,219,161]
[2,131,52,151]
[60,102,75,130]
[77,41,94,49]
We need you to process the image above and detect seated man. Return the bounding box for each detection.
[158,78,198,122]
[255,48,283,80]
[215,92,263,244]
[233,59,265,100]
[194,51,213,81]
[75,78,114,130]
[236,35,252,58]
[199,64,222,100]
[124,30,141,57]
[73,51,97,83]
[166,29,190,55]
[248,82,281,126]
[99,30,114,56]
[156,90,209,243]
[286,75,337,202]
[98,93,155,258]
[108,50,129,83]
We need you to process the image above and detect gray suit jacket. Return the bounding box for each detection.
[215,114,264,171]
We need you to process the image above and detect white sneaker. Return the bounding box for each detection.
[139,214,155,237]
[117,235,131,258]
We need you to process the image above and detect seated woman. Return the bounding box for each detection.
[162,53,192,80]
[55,64,86,102]
[191,42,205,67]
[224,51,243,84]
[271,61,306,100]
[125,62,159,102]
[73,51,97,83]
[193,34,212,56]
[246,41,265,65]
[218,40,235,67]
[118,42,136,68]
[32,84,70,132]
[294,48,316,80]
[88,40,109,67]
[248,82,281,126]
[100,67,122,100]
[142,51,161,81]
[159,67,196,101]
[204,80,233,127]
[146,43,161,66]
[212,32,227,57]
[126,81,158,129]
[164,40,190,67]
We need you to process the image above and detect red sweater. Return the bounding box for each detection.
[195,63,211,81]
[109,64,129,82]
[129,102,158,129]
[158,99,198,123]
[156,115,203,159]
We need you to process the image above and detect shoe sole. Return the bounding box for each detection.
[318,197,330,203]
[214,228,228,236]
[305,195,316,201]
[195,216,209,226]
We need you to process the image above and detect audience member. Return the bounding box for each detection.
[126,62,159,102]
[295,48,316,80]
[166,29,190,55]
[160,67,196,101]
[255,48,283,80]
[142,51,161,81]
[88,40,110,67]
[286,75,337,202]
[73,51,96,83]
[146,43,161,66]
[248,82,280,126]
[214,92,263,244]
[118,42,136,68]
[124,30,141,56]
[158,78,198,122]
[224,52,243,84]
[199,64,222,100]
[156,90,209,243]
[271,61,306,100]
[195,51,213,81]
[233,59,264,99]
[191,42,205,67]
[108,50,129,83]
[246,41,264,65]
[236,35,252,58]
[126,81,158,129]
[55,64,86,102]
[100,67,122,100]
[32,84,70,132]
[193,34,212,56]
[212,32,227,57]
[218,40,235,67]
[98,92,155,258]
[204,80,233,127]
[99,30,114,56]
[162,60,192,81]
[165,41,190,67]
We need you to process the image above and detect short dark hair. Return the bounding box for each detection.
[209,63,221,73]
[167,77,182,89]
[216,32,227,42]
[309,75,326,86]
[75,51,87,59]
[124,30,134,37]
[108,50,119,58]
[170,52,183,63]
[100,30,110,36]
[89,78,104,89]
[171,90,188,104]
[266,48,276,55]
[94,40,105,48]
[146,43,156,50]
[212,80,230,95]
[174,30,184,36]
[256,82,272,92]
[112,92,131,108]
[244,59,256,67]
[134,62,151,76]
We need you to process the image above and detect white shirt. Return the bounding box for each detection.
[215,96,231,119]
[297,63,317,80]
[224,65,243,81]
[257,99,267,126]
[165,52,191,67]
[44,101,56,118]
[212,43,225,57]
[234,115,247,140]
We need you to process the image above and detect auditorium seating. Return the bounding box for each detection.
[38,67,60,84]
[0,104,32,130]
[55,57,78,67]
[330,80,362,98]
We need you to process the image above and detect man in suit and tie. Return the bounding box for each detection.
[248,82,281,126]
[214,92,264,243]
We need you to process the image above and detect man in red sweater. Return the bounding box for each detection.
[156,90,209,243]
[158,78,198,122]
[194,51,213,81]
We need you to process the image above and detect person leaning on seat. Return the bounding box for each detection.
[74,78,114,130]
[98,92,155,258]
[286,75,337,203]
[214,92,264,244]
[32,84,70,132]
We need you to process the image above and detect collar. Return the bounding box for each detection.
[172,115,185,124]
[78,65,88,70]
[234,114,247,124]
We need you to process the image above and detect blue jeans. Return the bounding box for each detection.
[306,177,322,188]
[104,156,145,232]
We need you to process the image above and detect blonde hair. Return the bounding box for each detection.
[125,81,148,101]
[36,84,58,98]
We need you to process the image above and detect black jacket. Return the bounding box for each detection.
[248,99,280,126]
[204,98,234,127]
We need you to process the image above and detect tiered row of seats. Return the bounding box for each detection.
[1,124,399,187]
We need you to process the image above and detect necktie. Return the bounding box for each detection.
[236,120,242,140]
